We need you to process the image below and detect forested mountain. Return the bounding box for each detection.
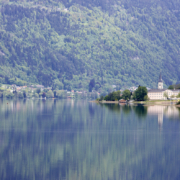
[0,0,180,91]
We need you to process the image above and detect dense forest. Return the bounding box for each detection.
[0,0,180,92]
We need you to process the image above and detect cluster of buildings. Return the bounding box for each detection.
[120,72,179,100]
[5,84,51,93]
[147,73,180,100]
[3,84,99,99]
[67,90,100,99]
[2,72,179,101]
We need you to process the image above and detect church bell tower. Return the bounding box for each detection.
[158,72,163,89]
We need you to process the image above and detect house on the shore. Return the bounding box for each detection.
[148,73,180,100]
[119,99,127,103]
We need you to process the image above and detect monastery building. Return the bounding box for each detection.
[148,73,180,100]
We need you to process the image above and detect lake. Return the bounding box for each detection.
[0,99,180,180]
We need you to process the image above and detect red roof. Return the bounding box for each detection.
[119,99,127,103]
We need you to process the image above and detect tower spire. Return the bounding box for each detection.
[158,72,163,83]
[158,71,163,89]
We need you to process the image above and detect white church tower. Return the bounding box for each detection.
[158,72,163,89]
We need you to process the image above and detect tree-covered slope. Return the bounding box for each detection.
[0,0,180,91]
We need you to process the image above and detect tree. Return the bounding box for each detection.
[122,89,131,100]
[104,90,121,101]
[95,84,100,91]
[36,88,41,94]
[5,76,9,84]
[56,90,63,98]
[40,92,46,98]
[16,80,24,86]
[89,79,95,92]
[0,87,5,92]
[5,91,14,98]
[163,92,168,99]
[42,92,46,98]
[23,90,27,98]
[168,85,174,90]
[133,86,147,101]
[53,79,64,90]
[34,93,39,98]
[53,90,57,98]
[46,90,54,98]
[100,95,104,101]
[144,95,149,101]
[176,93,180,98]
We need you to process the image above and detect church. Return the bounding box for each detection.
[147,73,180,100]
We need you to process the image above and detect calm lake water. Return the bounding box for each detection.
[0,99,180,180]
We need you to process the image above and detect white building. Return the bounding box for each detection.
[148,72,180,100]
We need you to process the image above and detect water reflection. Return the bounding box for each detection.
[100,103,121,113]
[0,100,180,180]
[147,105,180,128]
[101,104,148,119]
[102,103,180,126]
[122,105,132,115]
[133,105,147,119]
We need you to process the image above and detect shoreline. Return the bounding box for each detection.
[90,100,180,106]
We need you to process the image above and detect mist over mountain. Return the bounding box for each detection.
[0,0,180,91]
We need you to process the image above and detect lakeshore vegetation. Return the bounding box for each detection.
[97,86,148,102]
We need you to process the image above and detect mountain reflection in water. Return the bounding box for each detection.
[0,99,180,180]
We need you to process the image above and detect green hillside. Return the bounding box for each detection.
[0,0,180,91]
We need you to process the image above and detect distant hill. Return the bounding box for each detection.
[0,0,180,92]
